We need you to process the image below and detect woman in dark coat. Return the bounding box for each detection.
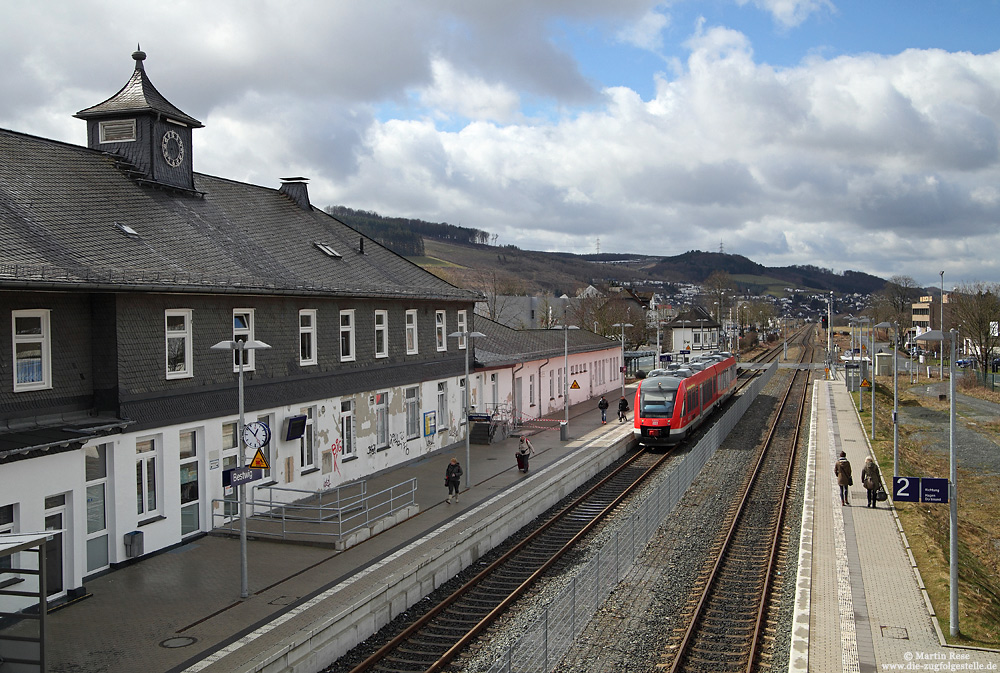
[618,396,629,423]
[834,451,852,506]
[861,455,881,508]
[445,458,462,503]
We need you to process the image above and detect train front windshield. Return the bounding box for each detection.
[640,387,676,418]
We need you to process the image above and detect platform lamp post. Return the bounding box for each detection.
[877,322,899,477]
[916,328,958,636]
[612,322,633,397]
[857,317,869,412]
[940,270,945,381]
[450,329,485,489]
[551,322,580,435]
[211,337,271,599]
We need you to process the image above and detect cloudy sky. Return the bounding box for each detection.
[3,1,999,289]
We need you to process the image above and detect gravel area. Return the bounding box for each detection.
[904,382,1000,475]
[450,366,800,673]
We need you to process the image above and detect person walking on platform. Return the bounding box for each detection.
[861,455,881,508]
[598,396,609,424]
[618,395,630,423]
[516,436,534,472]
[445,457,463,503]
[834,450,853,506]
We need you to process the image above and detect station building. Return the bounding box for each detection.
[0,50,486,608]
[0,50,625,614]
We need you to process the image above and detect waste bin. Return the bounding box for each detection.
[560,421,568,441]
[124,530,143,558]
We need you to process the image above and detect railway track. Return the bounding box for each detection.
[665,334,814,672]
[344,448,671,673]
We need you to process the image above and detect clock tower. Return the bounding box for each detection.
[75,49,203,192]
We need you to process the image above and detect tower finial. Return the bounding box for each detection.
[132,45,146,70]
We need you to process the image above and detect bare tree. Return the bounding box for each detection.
[703,270,733,322]
[467,268,525,325]
[950,282,1000,375]
[875,275,919,338]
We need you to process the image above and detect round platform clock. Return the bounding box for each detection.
[242,421,271,450]
[161,129,185,167]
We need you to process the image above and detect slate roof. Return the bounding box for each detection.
[74,50,202,127]
[664,305,720,329]
[0,128,478,302]
[475,316,618,367]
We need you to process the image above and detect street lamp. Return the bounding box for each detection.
[612,322,633,397]
[857,317,870,412]
[551,322,580,436]
[450,329,485,489]
[915,328,959,637]
[877,321,899,477]
[940,270,945,382]
[211,337,271,599]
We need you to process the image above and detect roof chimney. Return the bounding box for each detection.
[279,177,311,211]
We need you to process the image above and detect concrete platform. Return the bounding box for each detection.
[790,380,1000,672]
[10,393,637,673]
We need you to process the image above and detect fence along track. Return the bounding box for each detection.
[666,339,814,673]
[345,448,670,673]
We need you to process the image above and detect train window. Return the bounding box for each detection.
[640,388,675,418]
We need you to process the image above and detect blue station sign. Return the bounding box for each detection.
[892,476,948,503]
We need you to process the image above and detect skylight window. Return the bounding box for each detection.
[314,243,342,258]
[115,222,140,239]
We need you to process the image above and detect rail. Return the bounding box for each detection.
[210,478,417,543]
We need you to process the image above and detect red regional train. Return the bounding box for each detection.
[632,351,738,448]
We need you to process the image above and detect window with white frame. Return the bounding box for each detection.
[375,392,389,449]
[221,422,239,516]
[85,443,110,572]
[0,504,15,572]
[459,378,467,424]
[341,400,355,458]
[165,309,192,379]
[374,310,388,358]
[405,386,420,439]
[300,407,316,471]
[135,437,159,518]
[529,374,535,406]
[457,310,467,349]
[435,310,447,351]
[12,309,51,391]
[437,382,448,430]
[549,370,554,399]
[558,368,563,397]
[340,310,355,362]
[178,430,200,536]
[256,414,273,481]
[299,309,317,366]
[405,310,418,354]
[232,309,255,371]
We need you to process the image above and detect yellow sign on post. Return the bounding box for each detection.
[248,448,270,470]
[860,378,871,388]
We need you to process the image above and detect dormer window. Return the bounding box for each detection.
[99,119,136,143]
[315,243,342,258]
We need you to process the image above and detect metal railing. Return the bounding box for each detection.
[485,362,776,673]
[210,478,417,543]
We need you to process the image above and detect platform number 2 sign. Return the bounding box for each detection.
[893,476,919,502]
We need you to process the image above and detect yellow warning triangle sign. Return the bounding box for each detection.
[570,380,580,390]
[860,378,871,388]
[249,448,270,470]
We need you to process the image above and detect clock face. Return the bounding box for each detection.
[161,129,185,167]
[242,421,271,450]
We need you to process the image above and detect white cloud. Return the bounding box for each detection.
[735,0,836,29]
[417,59,522,123]
[615,9,670,51]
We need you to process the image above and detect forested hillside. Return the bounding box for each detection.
[324,205,490,257]
[323,204,887,296]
